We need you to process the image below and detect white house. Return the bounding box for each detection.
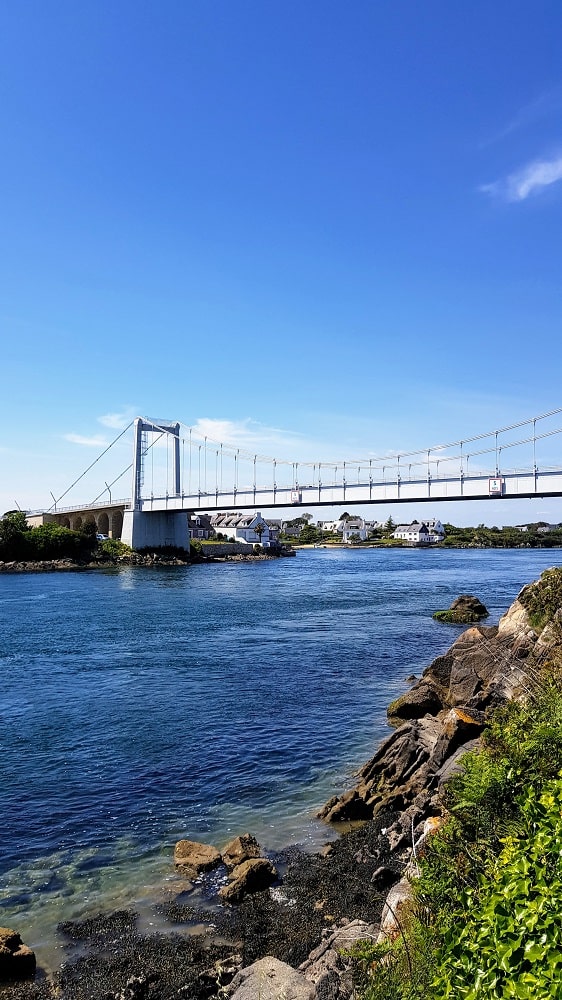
[364,520,387,534]
[422,518,445,539]
[393,519,445,544]
[316,520,339,533]
[210,511,272,546]
[335,516,368,542]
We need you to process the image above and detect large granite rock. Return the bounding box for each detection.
[218,857,278,904]
[226,956,316,1000]
[222,833,262,870]
[0,927,36,981]
[173,839,221,873]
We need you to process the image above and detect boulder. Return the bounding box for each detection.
[226,956,315,1000]
[319,717,443,823]
[377,877,412,944]
[173,839,221,873]
[299,919,378,998]
[218,858,277,904]
[222,832,262,870]
[387,681,443,722]
[433,594,489,624]
[0,927,36,981]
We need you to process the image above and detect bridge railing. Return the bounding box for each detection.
[28,498,131,516]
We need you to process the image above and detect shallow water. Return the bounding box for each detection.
[0,547,559,967]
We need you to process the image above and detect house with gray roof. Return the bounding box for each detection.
[210,511,271,546]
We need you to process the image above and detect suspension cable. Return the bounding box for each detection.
[50,421,135,510]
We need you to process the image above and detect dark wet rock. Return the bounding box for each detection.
[56,909,241,1000]
[218,858,278,904]
[0,927,36,981]
[0,980,54,1000]
[106,974,158,999]
[370,865,396,890]
[174,839,222,873]
[222,833,262,870]
[194,954,242,998]
[433,594,489,624]
[58,910,137,944]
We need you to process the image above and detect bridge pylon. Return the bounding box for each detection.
[122,417,190,551]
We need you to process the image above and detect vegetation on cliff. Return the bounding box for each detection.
[350,568,562,999]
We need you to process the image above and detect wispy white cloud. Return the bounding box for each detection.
[481,153,562,202]
[190,417,307,456]
[98,407,138,430]
[482,88,562,146]
[64,433,109,447]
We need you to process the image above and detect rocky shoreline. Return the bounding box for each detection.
[0,548,293,573]
[1,579,552,1000]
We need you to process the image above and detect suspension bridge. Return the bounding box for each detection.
[27,408,562,549]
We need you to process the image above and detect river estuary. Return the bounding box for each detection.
[1,546,560,969]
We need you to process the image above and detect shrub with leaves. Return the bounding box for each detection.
[432,778,562,999]
[519,567,562,630]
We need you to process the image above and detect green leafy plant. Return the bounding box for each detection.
[99,538,131,559]
[519,567,562,630]
[432,779,562,999]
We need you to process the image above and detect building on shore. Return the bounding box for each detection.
[210,511,273,546]
[393,518,445,544]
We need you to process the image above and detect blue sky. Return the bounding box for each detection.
[2,0,562,525]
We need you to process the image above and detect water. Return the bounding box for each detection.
[0,547,559,967]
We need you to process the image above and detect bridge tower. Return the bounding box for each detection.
[121,417,190,551]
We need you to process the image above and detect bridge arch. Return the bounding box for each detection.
[97,512,109,535]
[71,515,83,530]
[110,510,123,539]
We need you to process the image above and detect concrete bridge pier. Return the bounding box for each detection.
[121,510,189,551]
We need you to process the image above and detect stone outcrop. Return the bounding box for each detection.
[433,594,489,624]
[299,919,378,999]
[319,586,540,850]
[218,857,278,904]
[226,956,315,999]
[222,833,262,870]
[174,839,221,873]
[0,927,36,981]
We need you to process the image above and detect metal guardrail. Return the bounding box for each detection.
[27,498,131,516]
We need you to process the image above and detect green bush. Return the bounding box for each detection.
[0,515,98,561]
[519,567,562,630]
[433,780,562,998]
[99,538,131,559]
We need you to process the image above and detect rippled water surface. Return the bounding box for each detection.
[0,547,559,961]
